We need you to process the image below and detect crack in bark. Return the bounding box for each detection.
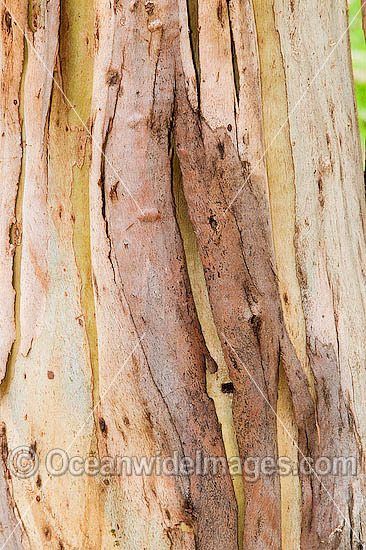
[1,31,28,390]
[186,0,200,112]
[226,0,239,104]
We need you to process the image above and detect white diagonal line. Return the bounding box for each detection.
[223,332,362,546]
[224,1,366,214]
[0,335,144,549]
[0,0,144,216]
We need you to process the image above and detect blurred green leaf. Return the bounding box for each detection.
[350,0,366,155]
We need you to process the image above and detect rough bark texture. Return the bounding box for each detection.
[0,1,25,381]
[0,0,365,549]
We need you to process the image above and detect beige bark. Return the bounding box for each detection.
[0,0,365,549]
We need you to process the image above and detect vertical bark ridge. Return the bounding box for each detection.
[20,0,60,355]
[0,1,103,547]
[60,0,100,432]
[56,0,104,545]
[176,0,289,547]
[175,95,284,550]
[186,0,200,97]
[171,146,245,548]
[253,0,366,547]
[89,1,238,547]
[0,35,27,398]
[0,2,27,385]
[250,0,309,546]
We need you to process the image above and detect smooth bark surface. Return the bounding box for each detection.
[0,0,365,549]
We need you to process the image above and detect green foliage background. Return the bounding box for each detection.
[350,0,366,152]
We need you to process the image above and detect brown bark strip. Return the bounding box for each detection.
[92,0,361,547]
[175,0,286,547]
[176,0,366,548]
[89,0,238,547]
[174,93,319,550]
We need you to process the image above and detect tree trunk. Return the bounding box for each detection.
[0,0,365,549]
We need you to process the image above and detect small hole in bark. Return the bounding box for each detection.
[36,495,41,502]
[208,212,218,232]
[145,411,153,426]
[217,0,223,25]
[145,1,154,14]
[283,293,289,305]
[103,478,110,486]
[106,70,119,86]
[217,141,225,159]
[221,382,234,394]
[227,124,232,132]
[250,315,262,336]
[44,527,51,540]
[250,314,260,325]
[4,11,12,32]
[165,509,171,520]
[206,356,218,374]
[13,99,17,105]
[123,416,130,426]
[110,182,119,201]
[99,417,108,436]
[317,177,325,208]
[47,371,54,380]
[36,475,42,488]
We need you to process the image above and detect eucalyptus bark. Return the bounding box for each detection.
[0,0,365,549]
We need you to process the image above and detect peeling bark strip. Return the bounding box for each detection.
[0,2,27,382]
[90,0,366,547]
[0,0,365,548]
[20,0,60,355]
[257,0,366,547]
[175,96,316,550]
[90,1,237,547]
